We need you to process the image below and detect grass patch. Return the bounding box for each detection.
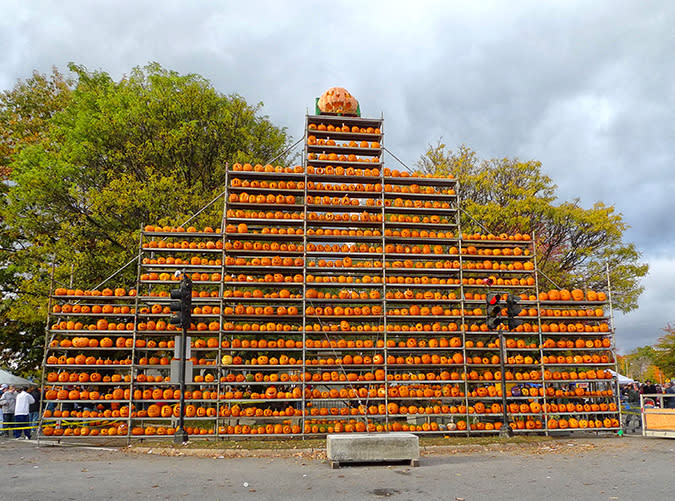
[420,435,553,447]
[132,434,554,450]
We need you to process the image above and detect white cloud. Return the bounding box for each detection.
[614,255,675,353]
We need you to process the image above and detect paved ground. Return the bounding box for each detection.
[1,435,673,500]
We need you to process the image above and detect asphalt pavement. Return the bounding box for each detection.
[1,436,673,500]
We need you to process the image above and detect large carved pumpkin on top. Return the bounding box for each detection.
[317,87,359,115]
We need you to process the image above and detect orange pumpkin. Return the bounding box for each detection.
[317,87,359,115]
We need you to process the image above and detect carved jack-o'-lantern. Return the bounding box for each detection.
[318,87,358,114]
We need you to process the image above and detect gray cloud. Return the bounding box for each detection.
[2,0,674,350]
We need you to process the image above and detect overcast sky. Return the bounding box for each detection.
[3,0,674,354]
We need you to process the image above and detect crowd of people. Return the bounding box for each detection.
[0,384,41,439]
[621,379,675,408]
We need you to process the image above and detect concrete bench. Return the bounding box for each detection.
[326,433,420,468]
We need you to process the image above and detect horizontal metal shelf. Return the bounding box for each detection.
[307,130,382,142]
[49,329,136,335]
[305,281,383,288]
[224,217,304,226]
[225,233,304,241]
[40,417,129,422]
[43,381,132,386]
[140,247,223,253]
[227,202,305,211]
[306,219,380,228]
[50,312,135,318]
[222,297,303,303]
[131,416,218,421]
[535,331,614,336]
[221,314,303,320]
[225,265,304,272]
[384,237,459,245]
[546,410,620,416]
[543,378,615,383]
[541,347,612,351]
[537,300,609,306]
[461,239,534,248]
[386,252,459,259]
[384,192,457,201]
[140,264,222,271]
[385,298,462,304]
[221,330,302,337]
[305,315,383,321]
[538,316,609,321]
[296,379,465,386]
[304,346,382,351]
[306,266,383,272]
[45,364,132,369]
[306,251,379,258]
[140,279,217,285]
[221,346,303,351]
[42,399,131,404]
[307,144,381,156]
[226,170,305,180]
[383,267,459,274]
[307,189,383,199]
[460,268,534,275]
[461,283,533,289]
[465,379,543,384]
[306,234,382,242]
[50,295,137,301]
[142,230,222,238]
[383,176,457,187]
[304,298,383,304]
[384,282,459,288]
[540,363,615,368]
[138,296,222,303]
[384,207,457,215]
[46,346,136,351]
[132,399,219,404]
[227,186,304,195]
[307,160,381,170]
[386,346,464,351]
[224,249,304,256]
[305,204,382,213]
[384,221,457,228]
[308,114,382,126]
[461,253,533,261]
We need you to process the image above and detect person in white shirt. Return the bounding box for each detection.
[14,387,35,439]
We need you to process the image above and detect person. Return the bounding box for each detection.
[0,385,17,437]
[663,381,675,409]
[642,380,657,395]
[626,383,640,406]
[28,386,41,433]
[14,387,35,439]
[0,384,4,434]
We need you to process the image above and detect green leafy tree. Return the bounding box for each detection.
[654,325,675,379]
[1,62,291,373]
[417,142,648,312]
[625,345,658,381]
[0,67,72,179]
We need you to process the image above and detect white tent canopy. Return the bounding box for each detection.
[0,369,33,387]
[608,369,635,385]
